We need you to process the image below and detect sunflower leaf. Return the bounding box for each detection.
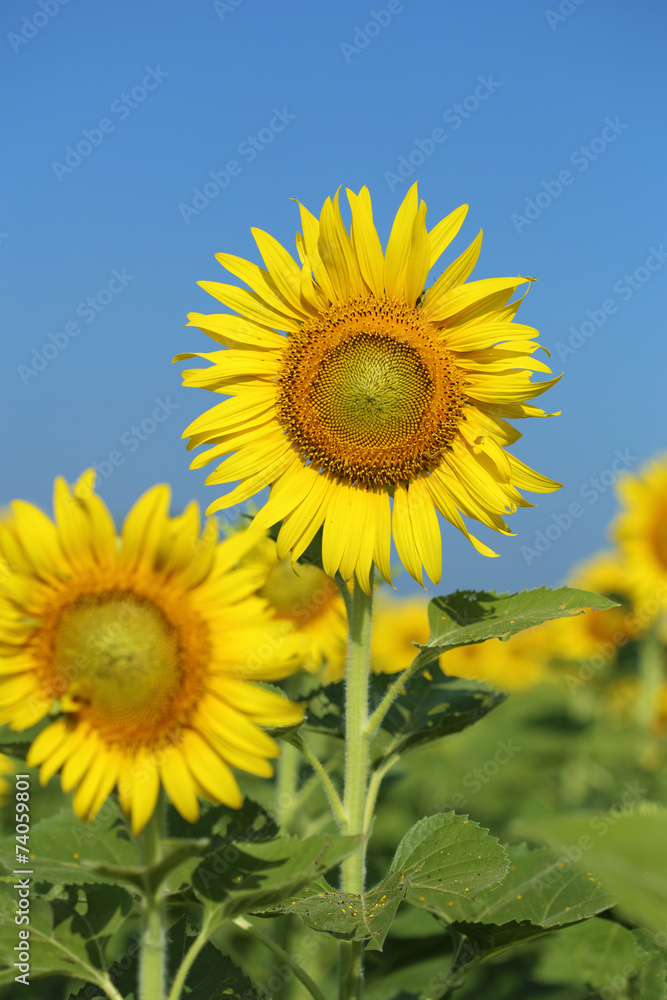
[392,812,509,899]
[192,833,361,919]
[515,809,667,932]
[259,871,406,951]
[370,674,505,765]
[0,803,139,888]
[0,882,133,989]
[420,586,618,660]
[182,934,265,999]
[535,919,656,992]
[414,843,614,953]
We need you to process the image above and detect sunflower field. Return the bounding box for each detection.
[1,180,666,1000]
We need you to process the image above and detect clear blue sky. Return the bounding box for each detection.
[2,0,665,599]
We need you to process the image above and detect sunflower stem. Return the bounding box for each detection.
[276,737,301,832]
[138,792,167,1000]
[339,573,374,1000]
[286,731,346,829]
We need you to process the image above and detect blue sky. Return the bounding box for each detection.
[2,0,665,599]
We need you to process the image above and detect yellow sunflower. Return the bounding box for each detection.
[614,453,667,612]
[177,185,560,592]
[0,472,304,834]
[440,627,548,691]
[371,598,430,675]
[243,534,348,683]
[555,550,645,661]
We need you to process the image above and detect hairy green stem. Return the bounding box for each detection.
[234,916,328,1000]
[287,732,346,829]
[138,794,166,1000]
[276,737,301,832]
[338,573,374,1000]
[363,754,400,834]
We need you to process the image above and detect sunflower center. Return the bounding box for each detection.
[52,592,183,739]
[311,335,432,445]
[260,558,338,625]
[277,296,468,486]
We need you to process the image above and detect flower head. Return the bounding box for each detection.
[178,185,560,592]
[0,473,304,834]
[243,533,348,682]
[613,453,667,613]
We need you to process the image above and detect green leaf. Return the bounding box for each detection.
[184,936,265,999]
[630,952,667,1000]
[440,844,614,933]
[536,918,654,991]
[262,871,406,951]
[167,797,278,846]
[0,803,139,888]
[0,882,132,989]
[164,798,279,894]
[0,719,49,755]
[394,812,509,902]
[306,675,505,762]
[517,808,667,931]
[371,675,506,765]
[422,586,618,658]
[192,833,360,919]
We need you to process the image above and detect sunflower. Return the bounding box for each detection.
[371,597,430,675]
[177,184,560,592]
[613,453,667,613]
[243,533,348,682]
[557,550,645,660]
[0,472,304,834]
[440,627,548,691]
